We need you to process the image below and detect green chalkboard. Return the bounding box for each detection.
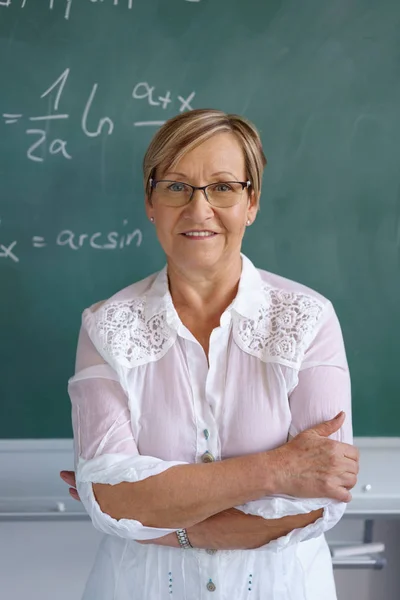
[1,0,399,438]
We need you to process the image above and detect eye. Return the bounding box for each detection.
[167,182,188,192]
[213,183,233,192]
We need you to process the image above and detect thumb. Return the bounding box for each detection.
[311,411,345,437]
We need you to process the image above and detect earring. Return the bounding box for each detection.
[246,219,251,226]
[150,217,154,223]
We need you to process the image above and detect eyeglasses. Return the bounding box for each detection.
[149,179,251,208]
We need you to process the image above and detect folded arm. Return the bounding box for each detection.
[69,313,298,543]
[231,301,354,551]
[137,507,324,550]
[69,303,355,550]
[135,300,355,551]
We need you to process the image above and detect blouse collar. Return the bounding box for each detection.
[144,253,266,326]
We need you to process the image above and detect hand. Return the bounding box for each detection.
[60,470,80,501]
[271,412,359,502]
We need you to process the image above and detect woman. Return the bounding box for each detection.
[62,109,359,600]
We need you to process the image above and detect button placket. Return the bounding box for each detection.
[204,325,229,460]
[203,430,217,555]
[184,338,216,463]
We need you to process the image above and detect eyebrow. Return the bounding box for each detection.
[164,171,240,181]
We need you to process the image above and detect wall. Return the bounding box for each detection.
[0,519,399,599]
[1,439,399,599]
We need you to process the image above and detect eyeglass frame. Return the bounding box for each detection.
[149,178,252,207]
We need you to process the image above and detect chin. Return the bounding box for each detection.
[171,248,224,271]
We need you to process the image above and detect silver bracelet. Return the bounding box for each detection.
[176,528,192,549]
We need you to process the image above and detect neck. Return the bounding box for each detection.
[167,255,243,318]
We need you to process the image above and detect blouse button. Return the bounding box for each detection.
[206,549,217,555]
[201,451,215,463]
[206,580,216,592]
[203,429,210,440]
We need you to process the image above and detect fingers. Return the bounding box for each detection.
[343,445,360,462]
[326,472,356,502]
[60,470,76,487]
[327,482,353,502]
[69,487,80,501]
[341,472,358,490]
[338,488,352,503]
[344,458,359,475]
[323,440,359,465]
[60,471,81,502]
[310,411,346,438]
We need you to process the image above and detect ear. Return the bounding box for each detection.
[246,189,259,223]
[145,194,154,221]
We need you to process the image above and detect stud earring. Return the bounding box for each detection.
[150,217,154,223]
[246,219,251,226]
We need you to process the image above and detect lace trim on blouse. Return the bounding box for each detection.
[92,286,325,370]
[233,286,324,368]
[94,298,177,368]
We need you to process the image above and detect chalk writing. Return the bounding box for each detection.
[12,0,73,20]
[26,129,72,162]
[82,84,114,138]
[1,0,133,19]
[0,219,143,263]
[0,240,19,263]
[0,0,195,17]
[2,69,196,162]
[41,68,69,111]
[32,236,46,248]
[0,220,19,263]
[88,0,134,8]
[132,82,195,126]
[3,114,22,124]
[2,68,115,162]
[56,221,142,250]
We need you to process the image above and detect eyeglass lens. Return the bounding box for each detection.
[154,181,246,207]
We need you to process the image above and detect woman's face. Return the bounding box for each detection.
[145,132,258,274]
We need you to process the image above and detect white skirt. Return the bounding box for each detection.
[82,533,336,600]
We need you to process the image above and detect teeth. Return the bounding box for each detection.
[184,231,215,237]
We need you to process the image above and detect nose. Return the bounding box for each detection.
[182,188,215,222]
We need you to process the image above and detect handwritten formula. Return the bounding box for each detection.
[2,69,196,163]
[0,0,198,266]
[0,0,199,20]
[0,219,143,264]
[1,0,132,20]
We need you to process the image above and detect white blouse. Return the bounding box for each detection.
[68,253,353,600]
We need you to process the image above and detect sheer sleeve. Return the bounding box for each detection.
[234,301,353,552]
[68,309,189,541]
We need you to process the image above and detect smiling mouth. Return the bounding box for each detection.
[181,231,218,238]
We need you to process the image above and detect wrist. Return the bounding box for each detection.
[176,528,193,549]
[186,520,207,549]
[260,449,284,496]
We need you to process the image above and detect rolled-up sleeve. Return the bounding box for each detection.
[235,301,353,552]
[68,311,189,541]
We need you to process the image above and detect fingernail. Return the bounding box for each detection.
[335,411,344,419]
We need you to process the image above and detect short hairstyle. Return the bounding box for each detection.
[143,109,267,206]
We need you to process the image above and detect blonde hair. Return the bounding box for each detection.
[143,109,267,205]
